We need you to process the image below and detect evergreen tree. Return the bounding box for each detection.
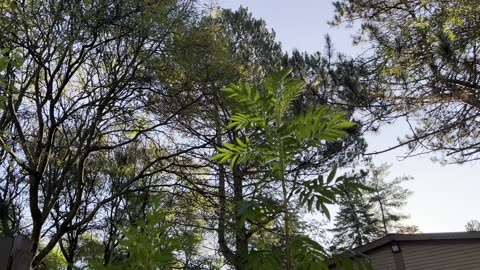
[331,0,480,163]
[368,162,413,235]
[331,163,414,248]
[331,172,381,249]
[331,193,380,248]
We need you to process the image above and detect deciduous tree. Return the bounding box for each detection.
[0,0,198,267]
[214,68,370,270]
[465,220,480,232]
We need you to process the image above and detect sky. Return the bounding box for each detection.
[216,0,479,233]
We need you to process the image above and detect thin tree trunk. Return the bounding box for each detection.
[215,113,237,268]
[376,187,388,235]
[276,119,293,270]
[29,174,43,268]
[233,165,248,270]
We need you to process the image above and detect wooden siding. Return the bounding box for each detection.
[333,237,480,270]
[332,245,396,270]
[400,240,480,270]
[365,245,396,270]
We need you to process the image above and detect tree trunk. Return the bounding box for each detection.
[375,182,388,235]
[216,113,237,267]
[233,165,248,270]
[29,174,43,269]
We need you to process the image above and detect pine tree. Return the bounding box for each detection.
[367,162,413,235]
[331,0,480,163]
[331,163,415,248]
[331,192,381,248]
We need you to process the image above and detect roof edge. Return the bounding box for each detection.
[353,232,480,253]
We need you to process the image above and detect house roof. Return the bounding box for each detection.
[353,232,480,253]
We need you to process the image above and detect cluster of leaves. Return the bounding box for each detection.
[0,47,22,112]
[294,167,371,220]
[213,67,371,270]
[94,202,199,270]
[213,68,357,168]
[37,245,67,270]
[0,48,22,70]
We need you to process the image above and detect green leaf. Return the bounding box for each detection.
[236,137,247,147]
[211,153,224,161]
[327,165,337,184]
[230,154,239,168]
[320,203,331,220]
[0,57,7,71]
[330,120,356,129]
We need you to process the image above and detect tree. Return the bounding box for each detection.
[51,140,212,269]
[37,245,67,270]
[0,43,25,239]
[367,162,413,235]
[465,220,480,232]
[0,0,198,267]
[332,0,480,163]
[331,162,414,248]
[213,68,370,270]
[331,171,381,249]
[94,201,201,270]
[154,7,289,269]
[156,7,370,269]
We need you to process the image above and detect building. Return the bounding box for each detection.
[352,232,480,270]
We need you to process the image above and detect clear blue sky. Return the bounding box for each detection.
[217,0,479,233]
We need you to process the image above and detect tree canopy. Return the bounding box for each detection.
[3,0,470,269]
[332,0,480,163]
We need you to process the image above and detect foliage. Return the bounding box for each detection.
[282,41,368,169]
[213,68,357,165]
[152,7,371,269]
[37,245,68,270]
[75,232,104,268]
[396,225,420,234]
[465,220,480,232]
[331,178,381,249]
[331,162,415,248]
[0,48,22,72]
[213,7,283,80]
[79,142,211,269]
[213,67,370,270]
[367,162,413,234]
[94,202,199,270]
[0,0,198,267]
[332,0,480,163]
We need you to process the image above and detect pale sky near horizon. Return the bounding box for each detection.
[217,0,479,233]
